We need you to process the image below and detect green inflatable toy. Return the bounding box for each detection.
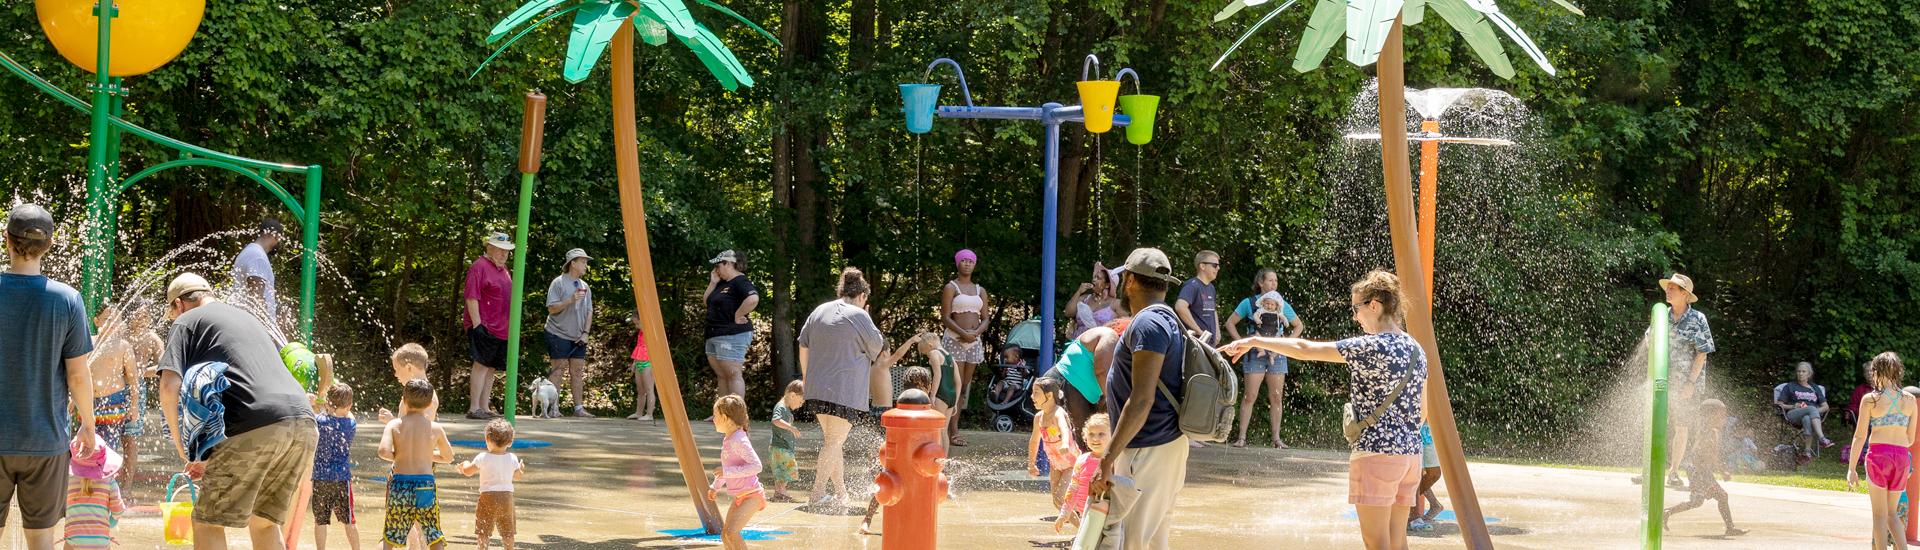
[281,342,318,393]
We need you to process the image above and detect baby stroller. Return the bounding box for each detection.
[985,318,1044,432]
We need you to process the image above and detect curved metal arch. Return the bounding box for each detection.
[115,158,308,224]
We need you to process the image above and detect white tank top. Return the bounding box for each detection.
[949,281,984,314]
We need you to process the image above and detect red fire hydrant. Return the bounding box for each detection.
[875,389,948,550]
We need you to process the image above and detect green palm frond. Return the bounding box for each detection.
[1403,0,1426,26]
[564,1,638,83]
[1464,0,1554,74]
[1345,0,1406,66]
[692,0,780,45]
[1547,0,1583,16]
[1426,0,1515,78]
[1210,0,1299,71]
[472,4,590,79]
[675,24,753,90]
[488,0,571,43]
[1292,0,1346,72]
[636,0,698,38]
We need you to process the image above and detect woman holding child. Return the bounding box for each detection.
[1221,270,1427,550]
[798,267,887,509]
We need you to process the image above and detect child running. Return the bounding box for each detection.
[313,383,362,550]
[378,379,454,550]
[63,434,124,550]
[1407,423,1444,531]
[1053,413,1110,534]
[1027,377,1080,509]
[1847,352,1915,550]
[708,395,765,550]
[458,419,526,550]
[769,380,805,503]
[1662,399,1747,537]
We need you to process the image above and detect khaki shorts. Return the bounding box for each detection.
[197,417,318,528]
[1348,453,1421,507]
[475,491,516,538]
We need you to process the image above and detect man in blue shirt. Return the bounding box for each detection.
[1094,247,1189,550]
[0,203,96,550]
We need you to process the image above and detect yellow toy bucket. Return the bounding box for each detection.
[160,474,197,545]
[1077,80,1121,133]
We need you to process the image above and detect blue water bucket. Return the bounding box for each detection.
[900,83,942,134]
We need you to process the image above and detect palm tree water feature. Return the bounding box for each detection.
[474,0,779,535]
[897,54,1157,374]
[1212,0,1585,546]
[16,0,326,341]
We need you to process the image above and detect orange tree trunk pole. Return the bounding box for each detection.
[1419,119,1439,299]
[1377,19,1493,549]
[610,21,723,533]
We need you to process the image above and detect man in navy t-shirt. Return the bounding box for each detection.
[1095,247,1189,550]
[0,203,96,550]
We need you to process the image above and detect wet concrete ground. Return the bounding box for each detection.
[3,417,1872,548]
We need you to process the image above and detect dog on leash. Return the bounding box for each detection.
[531,376,561,419]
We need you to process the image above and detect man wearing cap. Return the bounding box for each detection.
[703,250,759,401]
[230,218,283,329]
[0,203,97,550]
[544,248,594,417]
[154,272,316,549]
[463,233,516,420]
[1660,273,1716,487]
[1092,247,1191,550]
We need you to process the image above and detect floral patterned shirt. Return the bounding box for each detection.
[1336,331,1428,455]
[1669,307,1715,385]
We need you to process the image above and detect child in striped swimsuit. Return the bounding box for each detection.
[65,435,125,550]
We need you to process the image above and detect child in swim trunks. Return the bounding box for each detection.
[457,419,525,550]
[1663,399,1746,537]
[708,395,764,550]
[378,380,454,550]
[628,325,657,421]
[1407,423,1445,531]
[1847,352,1916,549]
[769,380,804,503]
[313,383,362,550]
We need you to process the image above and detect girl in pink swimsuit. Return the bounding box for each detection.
[1054,413,1112,535]
[1847,352,1917,550]
[1028,377,1081,510]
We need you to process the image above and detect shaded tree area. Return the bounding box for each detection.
[0,0,1913,454]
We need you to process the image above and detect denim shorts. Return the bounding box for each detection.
[704,331,753,363]
[544,332,587,360]
[1240,350,1288,375]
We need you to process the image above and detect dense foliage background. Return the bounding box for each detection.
[1,0,1914,457]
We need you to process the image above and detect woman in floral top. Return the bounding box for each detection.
[1222,270,1427,550]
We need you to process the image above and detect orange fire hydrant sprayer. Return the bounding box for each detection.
[875,389,949,549]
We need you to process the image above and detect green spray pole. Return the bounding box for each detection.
[1645,302,1671,549]
[80,0,117,315]
[502,92,548,424]
[300,166,322,344]
[96,76,124,313]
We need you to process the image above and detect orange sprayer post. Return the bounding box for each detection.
[876,392,949,549]
[1419,119,1440,300]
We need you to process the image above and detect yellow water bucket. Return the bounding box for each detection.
[1077,80,1121,133]
[160,474,197,545]
[1117,94,1160,145]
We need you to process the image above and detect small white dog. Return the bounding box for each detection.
[531,376,561,419]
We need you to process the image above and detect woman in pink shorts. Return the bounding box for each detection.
[1222,270,1427,550]
[1847,351,1917,550]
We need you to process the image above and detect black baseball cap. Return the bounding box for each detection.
[5,203,54,242]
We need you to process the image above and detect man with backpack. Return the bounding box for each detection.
[1092,247,1194,550]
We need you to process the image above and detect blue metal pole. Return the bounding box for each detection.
[1039,103,1062,373]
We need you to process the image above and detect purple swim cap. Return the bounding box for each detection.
[955,249,977,265]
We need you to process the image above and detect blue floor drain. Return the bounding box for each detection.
[659,528,791,541]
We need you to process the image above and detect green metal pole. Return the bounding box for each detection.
[502,172,534,423]
[80,1,116,315]
[1646,302,1671,549]
[98,76,124,312]
[301,166,321,344]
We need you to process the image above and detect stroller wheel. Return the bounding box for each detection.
[993,414,1016,433]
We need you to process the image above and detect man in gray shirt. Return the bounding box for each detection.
[544,248,594,417]
[0,203,96,550]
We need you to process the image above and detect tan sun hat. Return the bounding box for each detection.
[1658,273,1698,304]
[483,232,515,251]
[164,273,213,319]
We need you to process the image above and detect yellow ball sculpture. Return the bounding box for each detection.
[36,0,205,76]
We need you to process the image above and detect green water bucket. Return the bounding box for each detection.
[900,84,942,134]
[1117,94,1159,145]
